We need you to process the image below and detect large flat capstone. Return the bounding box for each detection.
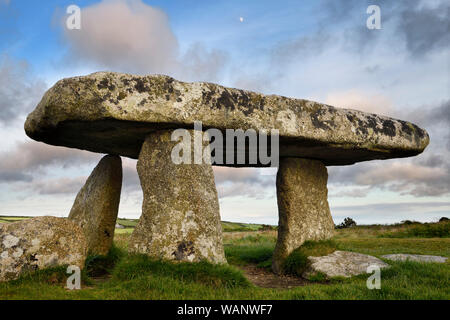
[25,72,429,166]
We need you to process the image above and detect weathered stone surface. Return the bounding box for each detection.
[303,251,389,278]
[128,130,226,264]
[69,155,122,256]
[272,158,335,274]
[382,254,448,263]
[25,72,429,166]
[0,216,87,282]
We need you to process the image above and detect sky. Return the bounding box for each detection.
[0,0,449,225]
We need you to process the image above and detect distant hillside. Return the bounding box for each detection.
[0,216,31,223]
[0,216,275,233]
[1,215,448,237]
[116,218,275,233]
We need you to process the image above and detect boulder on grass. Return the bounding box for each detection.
[0,216,87,282]
[303,251,389,279]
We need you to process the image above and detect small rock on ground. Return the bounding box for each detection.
[382,254,447,263]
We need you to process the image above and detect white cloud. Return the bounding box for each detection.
[326,89,394,117]
[355,162,446,185]
[61,0,228,82]
[63,0,178,74]
[25,176,87,195]
[0,55,47,125]
[0,141,100,183]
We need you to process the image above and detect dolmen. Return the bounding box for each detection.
[22,72,429,274]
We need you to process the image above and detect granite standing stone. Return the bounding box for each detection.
[272,158,334,274]
[69,155,122,256]
[129,130,226,264]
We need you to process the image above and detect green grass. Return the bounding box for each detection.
[85,244,125,277]
[380,221,450,238]
[0,216,31,223]
[116,218,138,228]
[221,221,266,232]
[283,240,337,276]
[224,233,276,268]
[1,242,448,300]
[0,220,449,300]
[333,220,450,239]
[336,238,450,257]
[114,228,134,234]
[112,254,251,289]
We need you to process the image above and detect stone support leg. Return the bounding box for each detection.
[272,158,334,274]
[129,130,226,264]
[69,155,122,256]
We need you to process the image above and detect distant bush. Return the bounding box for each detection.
[400,220,418,225]
[336,217,357,229]
[406,222,450,238]
[439,217,449,223]
[259,224,275,231]
[382,221,450,238]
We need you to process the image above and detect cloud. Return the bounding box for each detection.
[329,186,371,198]
[0,140,143,195]
[213,167,261,184]
[329,155,450,198]
[328,99,450,198]
[325,89,394,116]
[122,158,140,191]
[355,163,445,185]
[420,100,450,151]
[270,31,330,67]
[213,167,275,199]
[25,176,87,195]
[179,43,229,82]
[0,141,101,183]
[217,182,270,200]
[397,1,450,57]
[60,0,228,82]
[270,0,449,73]
[63,0,178,74]
[355,162,449,197]
[0,55,46,125]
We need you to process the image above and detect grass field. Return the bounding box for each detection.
[0,217,449,300]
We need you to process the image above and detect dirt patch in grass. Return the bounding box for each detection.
[239,264,308,289]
